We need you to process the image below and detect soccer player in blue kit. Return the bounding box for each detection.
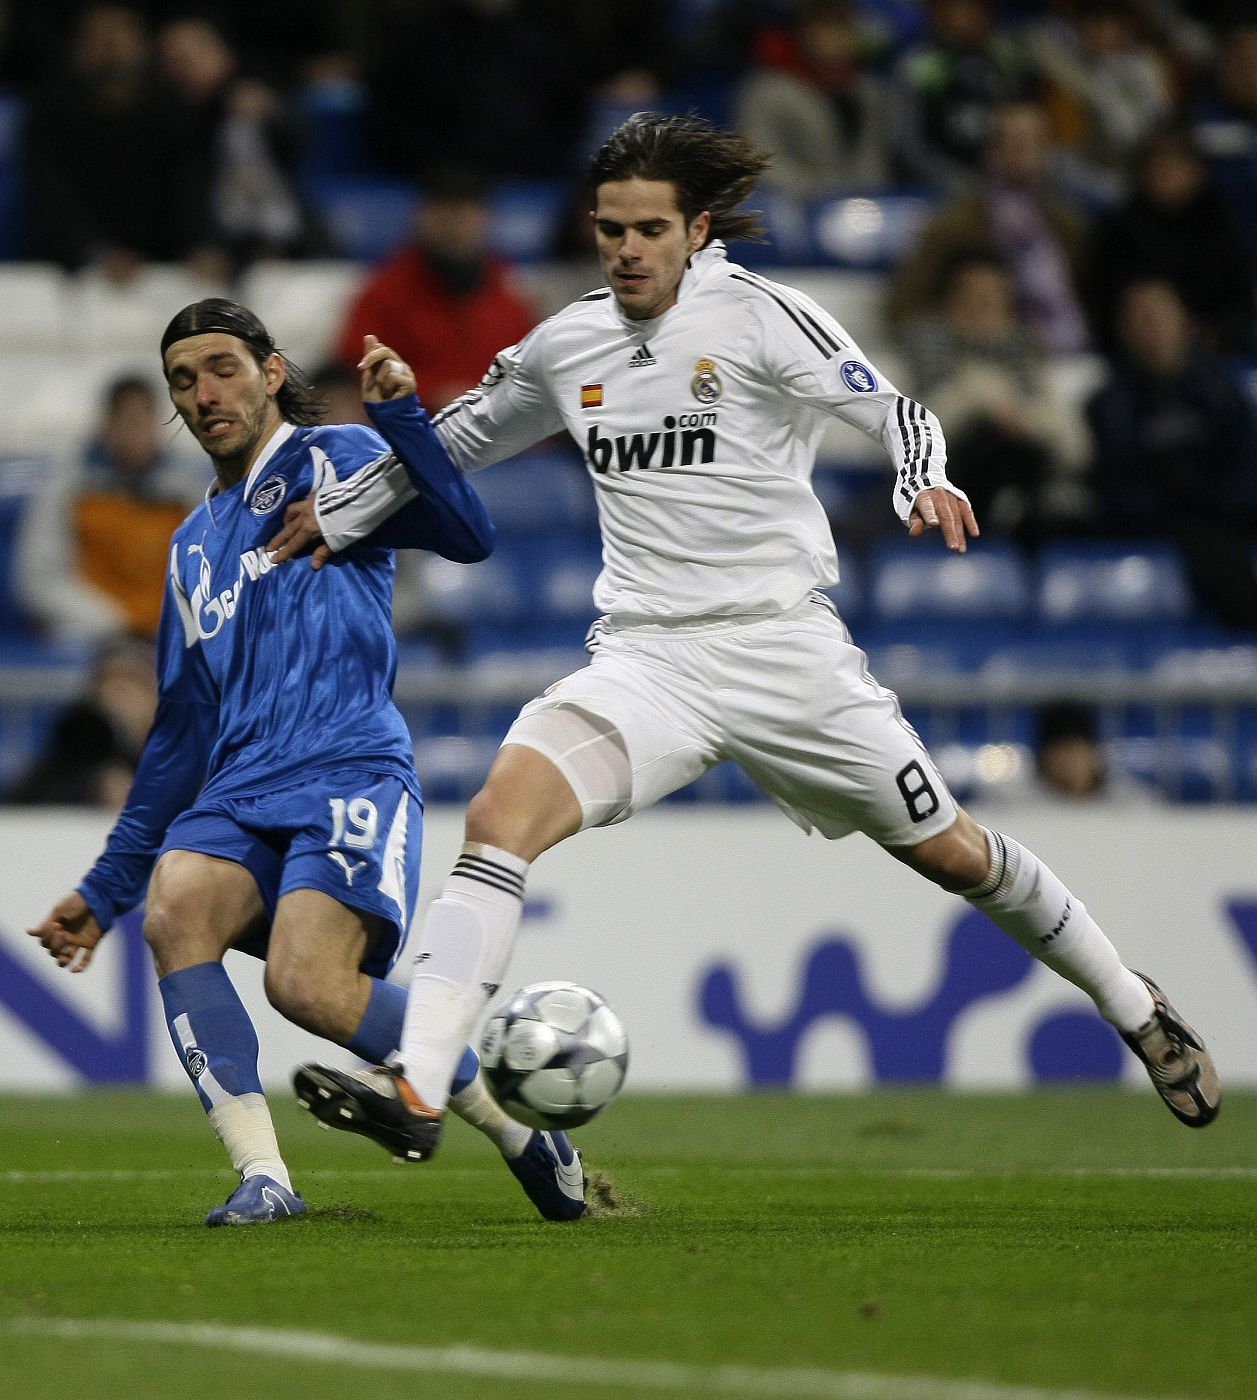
[28,299,588,1226]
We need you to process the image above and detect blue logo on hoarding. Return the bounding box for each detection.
[698,911,1128,1085]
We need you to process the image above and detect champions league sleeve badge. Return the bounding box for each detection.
[691,357,723,405]
[840,360,877,393]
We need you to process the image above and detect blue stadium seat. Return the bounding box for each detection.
[489,181,565,264]
[421,553,528,628]
[305,174,417,262]
[470,452,596,537]
[1035,541,1192,627]
[1108,735,1232,804]
[868,536,1030,623]
[807,191,938,270]
[413,734,501,802]
[0,455,46,636]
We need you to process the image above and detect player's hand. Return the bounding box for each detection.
[28,893,106,974]
[266,497,335,571]
[908,486,980,553]
[359,335,417,403]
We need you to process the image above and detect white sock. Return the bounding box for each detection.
[963,830,1155,1033]
[207,1092,293,1190]
[449,1074,532,1158]
[400,842,528,1110]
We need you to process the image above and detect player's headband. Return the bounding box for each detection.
[160,299,277,363]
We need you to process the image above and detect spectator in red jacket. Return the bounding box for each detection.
[336,168,538,411]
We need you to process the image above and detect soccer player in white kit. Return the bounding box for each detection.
[278,113,1219,1160]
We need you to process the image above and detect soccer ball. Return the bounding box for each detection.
[479,981,629,1131]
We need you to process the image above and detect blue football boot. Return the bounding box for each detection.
[507,1130,587,1221]
[205,1174,307,1227]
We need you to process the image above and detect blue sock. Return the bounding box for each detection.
[159,962,263,1113]
[346,978,407,1063]
[347,978,479,1095]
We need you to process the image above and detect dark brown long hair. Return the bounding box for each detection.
[160,298,324,425]
[587,112,772,245]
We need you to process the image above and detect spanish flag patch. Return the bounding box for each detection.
[580,383,603,409]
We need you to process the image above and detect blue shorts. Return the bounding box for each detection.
[158,768,423,978]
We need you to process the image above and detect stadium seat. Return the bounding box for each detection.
[808,191,938,270]
[1035,541,1192,627]
[489,181,566,264]
[469,451,596,536]
[412,734,501,802]
[236,261,365,370]
[306,174,417,262]
[1108,734,1232,803]
[0,454,47,636]
[868,536,1030,623]
[421,552,529,628]
[0,264,64,350]
[67,265,229,354]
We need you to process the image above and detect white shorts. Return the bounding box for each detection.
[502,594,958,845]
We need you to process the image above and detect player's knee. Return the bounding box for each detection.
[464,752,582,859]
[263,960,335,1035]
[888,809,989,891]
[142,890,215,973]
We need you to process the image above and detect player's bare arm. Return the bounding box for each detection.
[28,891,106,973]
[908,486,980,553]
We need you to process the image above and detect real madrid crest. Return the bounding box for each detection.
[691,357,723,405]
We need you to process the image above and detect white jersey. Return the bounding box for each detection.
[317,242,955,622]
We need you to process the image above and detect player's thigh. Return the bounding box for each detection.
[504,634,722,826]
[145,847,270,974]
[724,611,958,844]
[278,768,422,978]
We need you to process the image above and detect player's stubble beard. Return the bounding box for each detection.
[196,391,273,490]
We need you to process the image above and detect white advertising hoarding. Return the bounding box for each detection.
[1,806,1254,1091]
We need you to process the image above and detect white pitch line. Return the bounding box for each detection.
[0,1318,1199,1400]
[5,1166,1257,1185]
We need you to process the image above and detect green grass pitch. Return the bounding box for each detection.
[1,1088,1254,1400]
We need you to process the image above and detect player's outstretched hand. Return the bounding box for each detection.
[908,485,980,553]
[359,334,417,403]
[28,893,105,973]
[266,497,334,571]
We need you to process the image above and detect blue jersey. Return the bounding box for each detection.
[79,396,493,930]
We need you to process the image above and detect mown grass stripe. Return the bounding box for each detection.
[1,1319,1201,1400]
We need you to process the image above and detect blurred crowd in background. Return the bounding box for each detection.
[1,0,1256,809]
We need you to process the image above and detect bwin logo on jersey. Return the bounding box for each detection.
[249,474,288,516]
[586,413,717,473]
[840,360,877,393]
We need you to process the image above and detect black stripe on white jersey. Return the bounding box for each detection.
[580,289,613,302]
[896,399,919,505]
[732,269,850,357]
[318,451,395,517]
[729,271,843,360]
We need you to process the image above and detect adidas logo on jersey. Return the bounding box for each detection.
[628,343,656,367]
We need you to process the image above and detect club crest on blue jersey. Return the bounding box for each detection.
[249,474,288,515]
[840,361,877,393]
[691,357,723,404]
